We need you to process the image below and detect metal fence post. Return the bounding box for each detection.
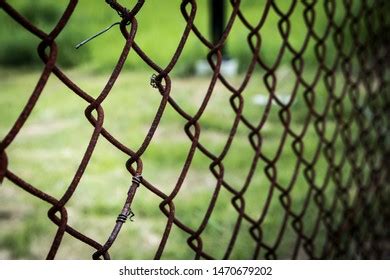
[210,0,227,57]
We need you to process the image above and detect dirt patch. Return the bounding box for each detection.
[20,119,78,138]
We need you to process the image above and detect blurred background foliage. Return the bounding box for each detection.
[0,0,385,259]
[0,0,368,74]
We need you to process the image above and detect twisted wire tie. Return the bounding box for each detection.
[132,174,142,186]
[150,74,160,88]
[116,209,135,223]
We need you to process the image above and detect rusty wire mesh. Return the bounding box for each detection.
[0,0,389,260]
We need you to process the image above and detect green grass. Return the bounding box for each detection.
[0,0,362,73]
[0,0,383,259]
[0,66,360,259]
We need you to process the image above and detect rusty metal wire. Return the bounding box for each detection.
[0,0,389,260]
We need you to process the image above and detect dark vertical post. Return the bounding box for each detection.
[210,0,227,57]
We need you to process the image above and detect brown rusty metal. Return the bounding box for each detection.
[0,0,389,260]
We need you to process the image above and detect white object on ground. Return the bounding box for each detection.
[252,94,292,106]
[195,58,239,77]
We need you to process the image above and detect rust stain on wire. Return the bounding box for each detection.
[0,0,389,260]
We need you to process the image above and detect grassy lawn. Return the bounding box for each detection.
[0,66,352,259]
[0,0,355,72]
[0,0,380,260]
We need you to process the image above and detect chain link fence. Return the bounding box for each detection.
[0,0,389,259]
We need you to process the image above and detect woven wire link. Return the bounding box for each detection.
[0,0,389,259]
